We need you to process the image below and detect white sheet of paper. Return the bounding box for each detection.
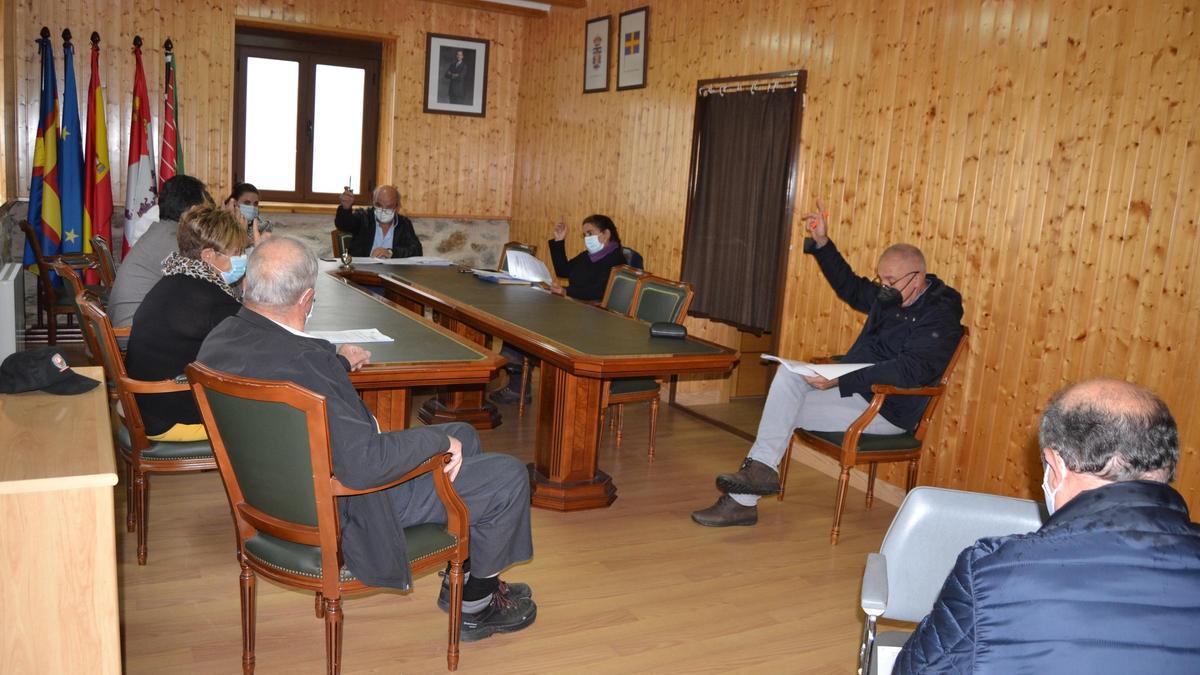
[307,329,394,344]
[761,354,873,380]
[352,256,454,266]
[505,250,554,284]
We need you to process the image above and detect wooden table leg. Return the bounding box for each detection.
[418,313,501,430]
[361,388,412,431]
[527,362,616,511]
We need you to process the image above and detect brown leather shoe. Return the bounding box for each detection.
[691,495,758,527]
[716,458,780,495]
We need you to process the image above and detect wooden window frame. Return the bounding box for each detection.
[233,28,381,205]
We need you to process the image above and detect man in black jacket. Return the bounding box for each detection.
[895,379,1200,673]
[197,236,536,641]
[693,207,964,526]
[335,184,423,259]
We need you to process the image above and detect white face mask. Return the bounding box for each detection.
[1041,452,1067,515]
[584,234,603,254]
[375,208,396,224]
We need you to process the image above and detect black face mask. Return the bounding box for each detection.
[877,284,903,309]
[876,270,919,309]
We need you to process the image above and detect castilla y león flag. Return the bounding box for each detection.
[122,36,158,254]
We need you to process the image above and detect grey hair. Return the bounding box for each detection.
[881,243,927,273]
[372,184,400,204]
[1038,378,1179,483]
[244,235,318,309]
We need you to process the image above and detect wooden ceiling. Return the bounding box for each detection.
[424,0,586,19]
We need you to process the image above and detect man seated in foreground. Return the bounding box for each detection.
[693,207,964,526]
[196,236,536,641]
[894,379,1200,672]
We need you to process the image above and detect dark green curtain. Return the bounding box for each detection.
[681,87,797,333]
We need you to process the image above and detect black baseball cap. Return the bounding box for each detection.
[0,347,100,395]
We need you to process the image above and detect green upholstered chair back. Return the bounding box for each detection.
[632,276,693,324]
[330,230,353,258]
[498,241,538,272]
[199,387,319,527]
[90,235,117,289]
[603,266,643,316]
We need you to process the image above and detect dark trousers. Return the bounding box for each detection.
[395,422,533,579]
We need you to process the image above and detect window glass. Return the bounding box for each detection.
[311,64,365,195]
[244,57,299,191]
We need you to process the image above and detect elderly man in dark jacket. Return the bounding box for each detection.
[894,378,1200,673]
[197,235,535,642]
[334,184,422,259]
[693,206,964,526]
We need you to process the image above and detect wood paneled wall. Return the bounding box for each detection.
[7,0,523,216]
[510,1,1200,508]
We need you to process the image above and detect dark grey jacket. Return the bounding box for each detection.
[333,206,422,259]
[196,307,452,589]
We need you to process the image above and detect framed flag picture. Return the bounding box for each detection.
[617,6,649,91]
[583,16,611,94]
[424,33,489,117]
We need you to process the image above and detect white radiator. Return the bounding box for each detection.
[0,263,24,361]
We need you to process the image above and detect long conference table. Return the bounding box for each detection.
[339,263,739,511]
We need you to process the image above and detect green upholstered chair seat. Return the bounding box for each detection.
[609,377,660,395]
[244,524,458,581]
[117,424,214,461]
[802,429,921,452]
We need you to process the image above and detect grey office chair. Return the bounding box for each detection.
[859,486,1045,675]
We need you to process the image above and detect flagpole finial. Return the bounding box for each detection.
[91,31,101,46]
[40,26,50,40]
[62,28,72,45]
[164,38,173,52]
[133,35,143,49]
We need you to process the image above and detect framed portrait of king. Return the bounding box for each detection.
[424,33,489,117]
[584,16,611,93]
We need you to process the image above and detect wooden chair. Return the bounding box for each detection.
[600,275,694,459]
[778,327,970,544]
[52,261,102,364]
[19,219,100,344]
[330,229,353,258]
[76,293,216,564]
[186,362,469,674]
[600,264,646,317]
[498,241,538,272]
[90,235,118,290]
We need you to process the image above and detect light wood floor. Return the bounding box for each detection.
[116,393,898,674]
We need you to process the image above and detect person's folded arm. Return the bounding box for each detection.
[390,217,423,258]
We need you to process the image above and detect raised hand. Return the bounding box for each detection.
[339,186,355,210]
[553,216,567,241]
[803,198,830,247]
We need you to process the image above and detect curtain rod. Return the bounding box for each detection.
[698,79,797,96]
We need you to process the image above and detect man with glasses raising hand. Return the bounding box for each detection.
[692,204,964,527]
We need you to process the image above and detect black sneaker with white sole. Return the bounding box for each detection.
[437,573,532,613]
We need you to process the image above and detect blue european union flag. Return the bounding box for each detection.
[59,39,85,254]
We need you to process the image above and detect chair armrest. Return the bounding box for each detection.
[331,453,450,496]
[113,325,131,338]
[870,384,944,397]
[861,552,889,617]
[332,453,470,538]
[118,375,190,394]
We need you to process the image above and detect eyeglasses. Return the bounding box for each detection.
[873,269,920,290]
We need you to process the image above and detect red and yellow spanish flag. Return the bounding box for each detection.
[84,32,114,264]
[24,28,62,266]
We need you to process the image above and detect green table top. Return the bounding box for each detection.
[355,264,725,358]
[308,265,488,364]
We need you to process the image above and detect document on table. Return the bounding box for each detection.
[471,269,531,284]
[504,250,554,284]
[352,256,455,266]
[761,354,873,380]
[307,329,395,344]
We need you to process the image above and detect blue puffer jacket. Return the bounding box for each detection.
[894,481,1200,674]
[806,239,964,431]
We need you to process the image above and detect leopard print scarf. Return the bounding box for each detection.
[160,251,239,299]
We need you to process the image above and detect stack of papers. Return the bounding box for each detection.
[307,329,395,344]
[761,354,873,380]
[504,250,554,284]
[472,269,530,285]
